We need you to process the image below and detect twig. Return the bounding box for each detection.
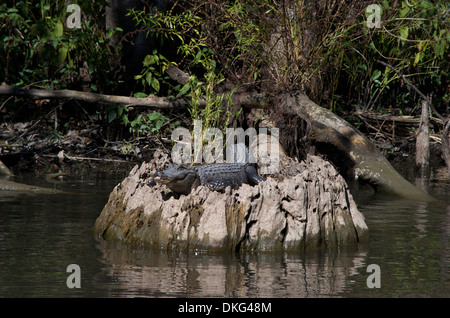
[377,60,427,100]
[17,119,42,139]
[405,0,416,7]
[377,60,445,121]
[40,153,130,163]
[358,116,393,141]
[0,96,13,111]
[382,26,424,43]
[64,154,130,164]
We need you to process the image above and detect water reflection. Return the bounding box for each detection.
[95,239,370,297]
[351,188,450,297]
[0,167,448,297]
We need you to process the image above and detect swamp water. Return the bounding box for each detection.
[0,165,448,297]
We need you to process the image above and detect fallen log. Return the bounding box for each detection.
[0,178,62,194]
[0,83,267,109]
[0,160,13,177]
[354,111,443,128]
[0,83,190,109]
[276,91,436,201]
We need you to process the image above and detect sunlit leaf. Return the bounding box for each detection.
[151,78,160,92]
[147,112,161,121]
[54,21,63,37]
[134,92,147,98]
[146,72,153,86]
[372,69,381,81]
[400,27,408,40]
[177,82,191,96]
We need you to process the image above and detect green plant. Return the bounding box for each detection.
[187,69,229,131]
[129,3,243,135]
[119,140,136,155]
[134,50,175,95]
[0,0,121,92]
[336,0,449,114]
[106,105,179,138]
[130,112,179,138]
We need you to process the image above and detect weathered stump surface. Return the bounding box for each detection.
[94,151,369,252]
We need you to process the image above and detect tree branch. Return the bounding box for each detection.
[442,117,450,174]
[377,60,444,120]
[0,83,267,109]
[0,83,191,109]
[377,60,427,101]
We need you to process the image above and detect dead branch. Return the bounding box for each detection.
[0,83,267,109]
[0,83,191,109]
[442,117,450,174]
[377,60,444,121]
[416,99,430,176]
[355,111,443,127]
[378,60,427,100]
[165,65,190,85]
[38,153,130,164]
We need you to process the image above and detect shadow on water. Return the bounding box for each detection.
[0,164,448,297]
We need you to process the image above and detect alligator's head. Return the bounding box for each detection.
[152,164,197,195]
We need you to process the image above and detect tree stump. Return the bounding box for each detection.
[416,99,430,177]
[442,118,450,175]
[94,150,369,253]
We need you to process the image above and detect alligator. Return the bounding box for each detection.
[152,162,265,195]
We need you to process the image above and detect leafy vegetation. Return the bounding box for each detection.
[331,0,449,115]
[0,0,121,92]
[130,3,242,134]
[130,0,447,119]
[0,0,448,149]
[126,111,179,138]
[134,49,174,96]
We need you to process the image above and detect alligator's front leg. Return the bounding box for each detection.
[204,181,227,192]
[245,165,265,184]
